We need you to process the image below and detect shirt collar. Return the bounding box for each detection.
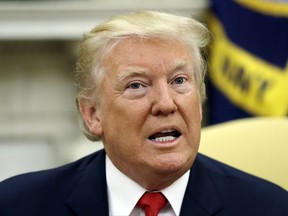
[161,170,189,215]
[106,155,145,215]
[106,155,190,215]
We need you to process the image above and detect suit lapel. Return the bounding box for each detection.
[66,150,109,216]
[65,151,223,216]
[180,154,223,216]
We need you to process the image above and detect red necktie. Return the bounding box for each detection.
[137,192,168,216]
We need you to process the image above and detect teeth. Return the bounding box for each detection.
[160,129,174,133]
[153,136,176,142]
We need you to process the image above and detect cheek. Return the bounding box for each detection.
[181,92,202,114]
[102,100,149,136]
[180,95,202,134]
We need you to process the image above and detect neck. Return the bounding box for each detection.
[123,164,190,191]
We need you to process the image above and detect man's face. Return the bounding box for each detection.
[89,37,202,188]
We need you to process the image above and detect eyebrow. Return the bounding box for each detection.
[170,60,193,74]
[117,68,149,82]
[117,60,193,82]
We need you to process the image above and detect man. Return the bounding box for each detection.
[0,10,287,216]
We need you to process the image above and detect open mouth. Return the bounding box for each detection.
[148,129,181,142]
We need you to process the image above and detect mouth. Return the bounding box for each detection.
[148,129,181,143]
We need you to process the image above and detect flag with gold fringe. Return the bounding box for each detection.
[206,0,288,124]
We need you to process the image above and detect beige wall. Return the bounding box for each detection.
[0,41,83,180]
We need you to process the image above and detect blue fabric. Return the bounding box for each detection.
[207,0,288,124]
[211,0,288,69]
[207,80,252,124]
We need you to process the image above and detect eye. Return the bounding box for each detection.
[127,82,144,89]
[124,81,148,99]
[172,76,187,85]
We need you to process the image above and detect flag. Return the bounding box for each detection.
[206,0,288,124]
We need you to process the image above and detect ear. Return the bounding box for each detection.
[78,99,103,137]
[199,103,203,121]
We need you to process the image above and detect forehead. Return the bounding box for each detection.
[102,37,193,74]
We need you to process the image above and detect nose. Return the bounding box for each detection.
[151,83,177,116]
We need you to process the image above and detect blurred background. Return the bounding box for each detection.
[0,0,287,181]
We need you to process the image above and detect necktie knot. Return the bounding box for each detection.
[137,192,168,216]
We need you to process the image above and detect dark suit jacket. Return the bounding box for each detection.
[0,149,287,216]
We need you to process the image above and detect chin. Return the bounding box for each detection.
[153,152,194,174]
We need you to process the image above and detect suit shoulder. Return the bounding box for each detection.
[0,150,105,204]
[196,154,288,204]
[197,153,287,189]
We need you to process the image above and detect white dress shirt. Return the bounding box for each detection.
[106,155,189,216]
